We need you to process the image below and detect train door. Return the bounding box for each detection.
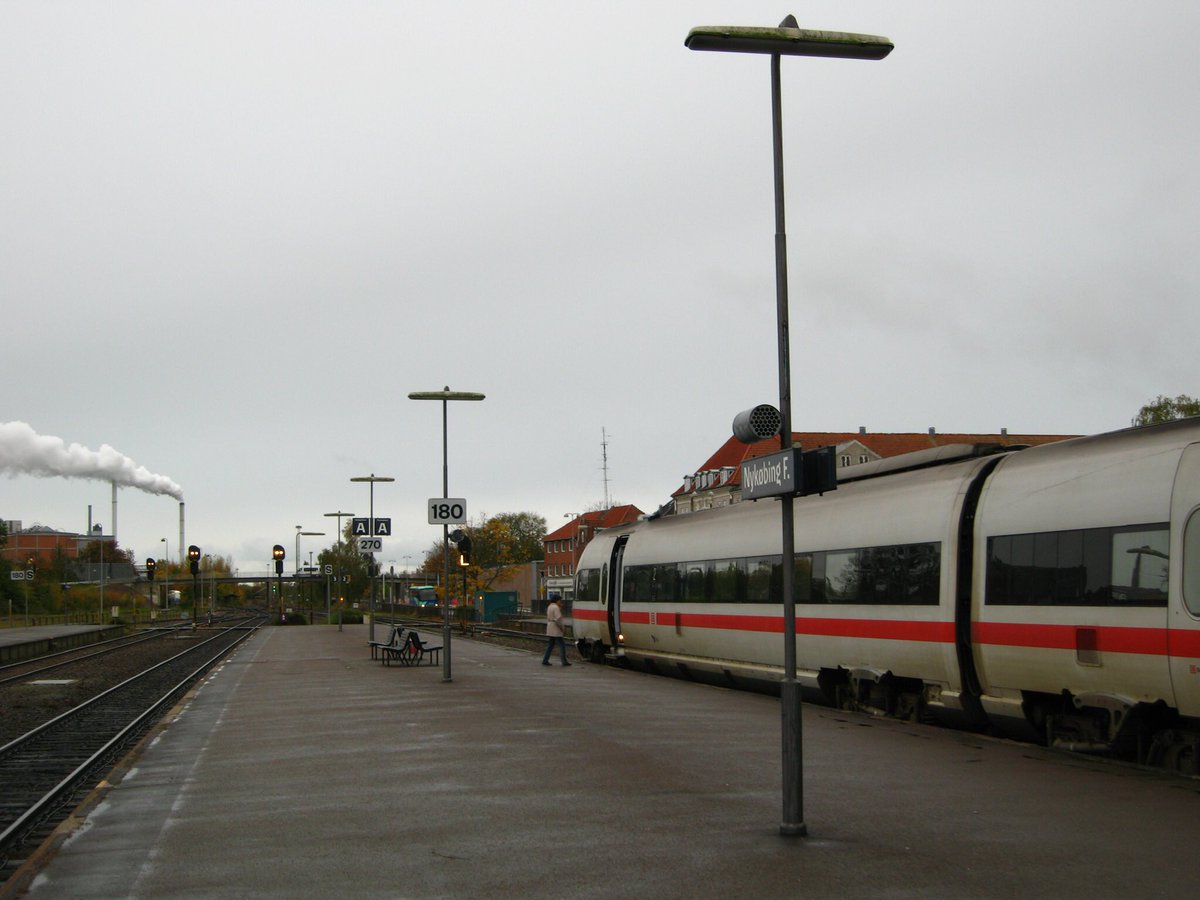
[606,535,629,650]
[1169,442,1200,718]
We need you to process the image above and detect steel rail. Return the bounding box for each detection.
[0,619,263,860]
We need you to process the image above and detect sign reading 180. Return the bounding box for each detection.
[428,498,467,525]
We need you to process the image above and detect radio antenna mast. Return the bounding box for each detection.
[601,427,612,508]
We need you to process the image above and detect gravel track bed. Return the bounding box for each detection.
[0,632,209,745]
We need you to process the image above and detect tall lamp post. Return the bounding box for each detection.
[686,16,892,838]
[296,530,324,622]
[324,510,356,546]
[325,511,355,626]
[563,513,581,603]
[350,475,393,645]
[408,386,485,684]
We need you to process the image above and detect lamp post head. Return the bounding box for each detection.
[686,17,892,60]
[408,390,486,402]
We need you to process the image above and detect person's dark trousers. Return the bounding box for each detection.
[542,636,569,665]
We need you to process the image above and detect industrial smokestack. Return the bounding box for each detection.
[179,501,185,565]
[112,482,118,544]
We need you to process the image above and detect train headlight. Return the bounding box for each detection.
[617,632,625,644]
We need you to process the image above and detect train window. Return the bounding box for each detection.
[987,524,1167,606]
[623,565,651,601]
[1111,527,1169,605]
[620,544,936,607]
[678,561,713,603]
[810,543,940,605]
[1184,511,1200,616]
[649,564,676,602]
[746,556,781,603]
[793,554,813,603]
[712,559,746,603]
[823,550,861,601]
[577,568,601,604]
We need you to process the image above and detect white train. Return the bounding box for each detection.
[572,419,1200,772]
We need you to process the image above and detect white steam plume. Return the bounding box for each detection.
[0,421,184,500]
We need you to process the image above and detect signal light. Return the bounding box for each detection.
[188,545,201,576]
[457,536,472,566]
[146,558,157,581]
[273,544,285,576]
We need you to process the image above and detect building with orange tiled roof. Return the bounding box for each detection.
[544,504,644,603]
[673,428,1077,514]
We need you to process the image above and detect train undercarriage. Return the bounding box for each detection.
[580,638,1200,777]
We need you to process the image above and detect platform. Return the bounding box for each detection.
[12,625,1197,898]
[0,623,122,664]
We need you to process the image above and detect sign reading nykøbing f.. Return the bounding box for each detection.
[741,448,803,500]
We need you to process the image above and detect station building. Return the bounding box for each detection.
[672,427,1077,514]
[543,505,643,604]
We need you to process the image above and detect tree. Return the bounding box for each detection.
[79,539,133,565]
[420,510,548,598]
[1133,394,1200,427]
[489,511,547,563]
[316,531,371,604]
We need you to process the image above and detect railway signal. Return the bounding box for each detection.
[188,546,201,627]
[273,544,286,623]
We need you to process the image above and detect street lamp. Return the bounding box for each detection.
[409,386,485,684]
[350,475,393,645]
[324,511,355,625]
[296,530,324,575]
[296,531,324,623]
[324,510,356,546]
[563,513,582,603]
[686,14,892,838]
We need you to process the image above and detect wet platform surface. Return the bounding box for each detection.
[14,624,1199,898]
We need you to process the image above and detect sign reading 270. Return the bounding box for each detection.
[428,498,467,525]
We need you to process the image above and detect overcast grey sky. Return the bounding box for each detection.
[2,2,1197,573]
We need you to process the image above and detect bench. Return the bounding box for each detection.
[388,631,441,667]
[370,625,406,661]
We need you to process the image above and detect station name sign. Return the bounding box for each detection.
[741,448,803,500]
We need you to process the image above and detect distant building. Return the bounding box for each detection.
[673,428,1077,514]
[2,525,88,565]
[479,560,544,615]
[544,505,644,604]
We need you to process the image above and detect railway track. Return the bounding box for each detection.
[0,618,265,881]
[0,626,186,686]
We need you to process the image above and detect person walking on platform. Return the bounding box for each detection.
[542,593,571,667]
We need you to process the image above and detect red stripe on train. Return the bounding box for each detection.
[574,607,1200,658]
[595,609,954,643]
[972,622,1169,655]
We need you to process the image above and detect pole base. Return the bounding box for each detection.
[779,822,808,837]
